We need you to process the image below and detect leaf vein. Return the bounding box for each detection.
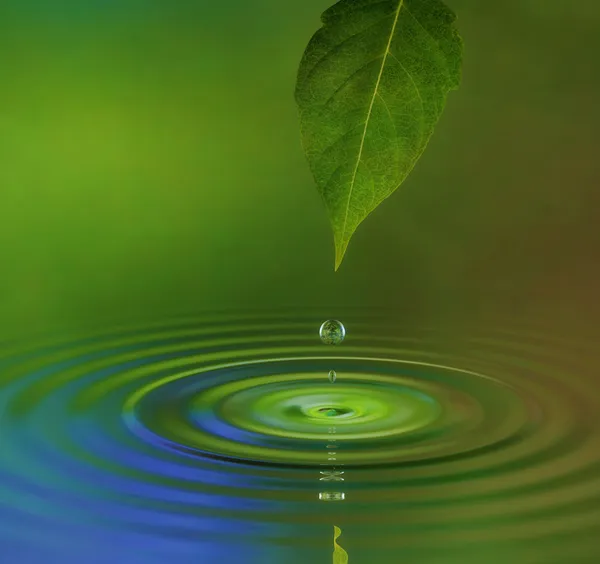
[404,5,438,48]
[388,51,424,122]
[302,13,396,88]
[323,56,384,108]
[315,121,368,161]
[340,0,405,246]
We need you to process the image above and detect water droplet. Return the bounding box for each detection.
[328,370,337,383]
[319,320,346,345]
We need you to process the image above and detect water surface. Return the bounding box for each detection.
[1,309,599,563]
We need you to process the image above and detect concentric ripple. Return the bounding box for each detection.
[1,311,600,562]
[125,358,526,468]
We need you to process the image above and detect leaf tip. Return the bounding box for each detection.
[334,242,347,272]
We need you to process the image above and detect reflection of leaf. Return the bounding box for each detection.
[295,0,463,270]
[333,526,349,564]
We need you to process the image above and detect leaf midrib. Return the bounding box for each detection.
[339,0,404,254]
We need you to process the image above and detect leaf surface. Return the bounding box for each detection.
[295,0,463,269]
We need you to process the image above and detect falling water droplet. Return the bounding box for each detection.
[328,370,337,383]
[319,320,346,345]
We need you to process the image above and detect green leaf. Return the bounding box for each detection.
[333,526,349,563]
[295,0,463,270]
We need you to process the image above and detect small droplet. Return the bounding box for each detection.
[328,370,337,383]
[319,320,346,345]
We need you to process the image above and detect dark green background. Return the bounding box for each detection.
[1,0,599,335]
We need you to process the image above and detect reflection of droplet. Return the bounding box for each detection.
[319,320,346,345]
[328,370,337,383]
[320,470,344,481]
[319,492,345,501]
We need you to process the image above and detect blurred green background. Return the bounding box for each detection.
[0,0,599,336]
